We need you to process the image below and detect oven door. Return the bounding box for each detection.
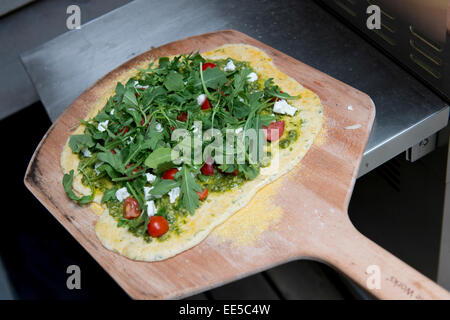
[318,0,450,102]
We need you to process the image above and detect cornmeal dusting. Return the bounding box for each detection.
[212,182,283,247]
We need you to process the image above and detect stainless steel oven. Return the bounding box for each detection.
[318,0,450,101]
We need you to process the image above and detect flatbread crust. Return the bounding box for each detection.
[60,44,323,261]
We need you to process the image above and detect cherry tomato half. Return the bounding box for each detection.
[196,188,208,201]
[177,112,188,122]
[270,91,283,103]
[201,98,211,110]
[162,168,178,180]
[202,62,216,71]
[200,162,214,176]
[147,216,169,238]
[262,120,285,142]
[119,126,129,136]
[123,197,142,219]
[140,115,150,127]
[126,163,143,175]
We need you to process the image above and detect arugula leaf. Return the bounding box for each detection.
[260,114,276,127]
[142,132,163,151]
[232,102,251,119]
[150,180,180,196]
[97,151,125,173]
[123,88,138,106]
[94,109,111,122]
[238,164,260,180]
[102,163,121,179]
[114,82,126,99]
[127,181,145,209]
[142,86,167,107]
[144,147,172,169]
[101,187,117,203]
[264,78,299,100]
[125,106,142,126]
[164,71,185,92]
[228,69,252,100]
[178,166,202,214]
[62,170,94,204]
[247,91,264,109]
[68,134,95,153]
[200,66,227,89]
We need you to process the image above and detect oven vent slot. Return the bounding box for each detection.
[409,53,441,79]
[408,25,444,79]
[367,0,396,21]
[409,26,444,53]
[333,0,356,17]
[409,40,442,66]
[373,29,396,46]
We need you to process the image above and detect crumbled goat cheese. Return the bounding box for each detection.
[134,80,149,90]
[224,60,236,72]
[197,94,206,105]
[145,173,156,183]
[347,105,353,111]
[191,123,202,138]
[95,161,104,169]
[94,161,104,175]
[155,122,163,132]
[110,109,115,115]
[82,148,91,157]
[144,186,161,200]
[97,120,109,132]
[146,200,157,216]
[127,136,134,145]
[144,186,153,200]
[247,72,258,82]
[273,99,297,116]
[168,187,181,204]
[115,187,130,202]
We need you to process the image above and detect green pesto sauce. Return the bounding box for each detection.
[106,199,152,243]
[197,171,246,192]
[79,157,111,192]
[279,129,299,149]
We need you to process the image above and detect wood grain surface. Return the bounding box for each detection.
[24,30,450,300]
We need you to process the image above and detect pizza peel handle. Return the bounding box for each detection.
[315,214,450,300]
